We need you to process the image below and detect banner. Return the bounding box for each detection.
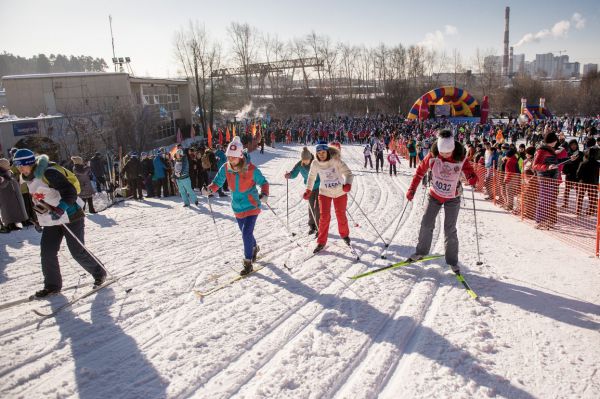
[13,121,39,137]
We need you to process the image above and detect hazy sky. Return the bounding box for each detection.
[2,0,599,77]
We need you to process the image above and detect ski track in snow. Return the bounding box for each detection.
[1,144,599,399]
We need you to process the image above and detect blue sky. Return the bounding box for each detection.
[1,0,599,77]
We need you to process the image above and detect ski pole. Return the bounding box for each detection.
[205,195,233,266]
[347,191,386,245]
[380,200,410,259]
[307,198,319,233]
[286,175,290,230]
[471,187,483,265]
[61,222,112,277]
[265,202,297,238]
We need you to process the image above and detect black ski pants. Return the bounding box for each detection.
[40,218,105,291]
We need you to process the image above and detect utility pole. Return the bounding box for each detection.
[109,15,117,72]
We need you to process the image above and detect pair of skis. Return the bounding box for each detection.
[32,271,135,318]
[350,254,478,299]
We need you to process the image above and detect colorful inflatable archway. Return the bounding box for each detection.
[407,86,480,119]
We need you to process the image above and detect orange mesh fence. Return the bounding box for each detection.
[396,144,600,256]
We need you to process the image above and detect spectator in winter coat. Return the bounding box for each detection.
[532,132,560,229]
[214,145,229,192]
[71,156,96,213]
[152,151,169,198]
[122,152,143,200]
[405,129,478,273]
[206,136,269,276]
[13,149,106,298]
[0,158,28,232]
[483,143,499,200]
[285,147,321,235]
[575,148,599,216]
[304,141,354,254]
[562,139,583,208]
[407,138,417,168]
[503,149,520,211]
[89,152,107,192]
[141,152,155,197]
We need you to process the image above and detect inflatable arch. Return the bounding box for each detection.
[407,86,480,119]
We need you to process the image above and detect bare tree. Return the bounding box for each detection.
[228,22,257,100]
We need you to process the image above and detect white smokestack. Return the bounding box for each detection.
[503,6,510,76]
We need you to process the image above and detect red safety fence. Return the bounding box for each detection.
[396,144,600,256]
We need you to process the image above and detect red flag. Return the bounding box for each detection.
[176,128,183,144]
[207,125,213,148]
[190,125,196,138]
[219,128,223,145]
[419,96,429,121]
[251,123,256,137]
[225,126,231,142]
[480,96,489,124]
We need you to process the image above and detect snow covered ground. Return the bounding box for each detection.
[1,144,599,399]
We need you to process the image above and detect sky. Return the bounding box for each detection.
[1,0,599,78]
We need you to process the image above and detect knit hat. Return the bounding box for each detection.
[175,149,184,157]
[226,136,243,158]
[71,156,84,165]
[436,130,455,153]
[12,149,36,166]
[315,141,329,152]
[544,132,558,144]
[300,147,312,160]
[0,158,10,170]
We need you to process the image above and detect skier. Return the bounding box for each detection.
[363,142,373,168]
[304,141,354,253]
[387,149,401,176]
[374,136,385,173]
[13,149,106,297]
[404,130,478,273]
[285,147,320,235]
[205,136,269,275]
[173,149,199,207]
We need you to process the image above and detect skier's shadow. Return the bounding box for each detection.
[457,272,600,331]
[52,288,167,399]
[86,213,117,228]
[256,265,536,399]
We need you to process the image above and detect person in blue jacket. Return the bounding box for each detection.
[152,149,169,197]
[206,136,269,275]
[285,147,320,235]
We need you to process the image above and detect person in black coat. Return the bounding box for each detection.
[122,152,143,200]
[89,152,107,192]
[562,139,583,207]
[141,152,155,197]
[575,148,599,216]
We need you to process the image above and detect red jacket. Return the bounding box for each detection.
[504,155,520,182]
[533,146,559,178]
[408,152,477,203]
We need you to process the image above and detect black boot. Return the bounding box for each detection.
[313,244,325,254]
[308,225,317,235]
[240,259,253,276]
[33,288,61,298]
[342,236,351,246]
[252,245,260,262]
[93,274,107,288]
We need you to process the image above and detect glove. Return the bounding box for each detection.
[342,184,351,193]
[49,206,65,220]
[406,189,415,201]
[303,189,312,200]
[468,175,478,186]
[284,172,291,179]
[259,193,268,204]
[201,187,210,196]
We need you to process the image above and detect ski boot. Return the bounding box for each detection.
[93,274,107,288]
[33,288,61,298]
[308,225,317,235]
[342,236,351,246]
[406,253,424,262]
[449,264,460,274]
[252,244,260,262]
[240,259,253,276]
[313,244,325,254]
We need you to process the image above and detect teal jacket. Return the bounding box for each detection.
[290,160,320,189]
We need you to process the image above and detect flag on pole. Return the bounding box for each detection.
[176,128,182,144]
[218,128,223,145]
[251,122,256,137]
[232,124,236,137]
[207,125,213,148]
[190,125,196,139]
[225,126,231,142]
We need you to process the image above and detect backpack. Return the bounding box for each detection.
[42,163,81,194]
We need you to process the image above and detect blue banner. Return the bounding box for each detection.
[13,121,39,136]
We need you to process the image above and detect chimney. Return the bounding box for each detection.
[509,46,514,77]
[503,6,510,76]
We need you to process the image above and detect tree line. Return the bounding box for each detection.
[0,52,108,80]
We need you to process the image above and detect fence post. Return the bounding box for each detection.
[596,184,600,257]
[520,169,525,221]
[492,161,497,206]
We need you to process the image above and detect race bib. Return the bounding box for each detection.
[430,158,465,199]
[319,166,342,189]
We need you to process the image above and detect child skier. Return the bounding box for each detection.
[206,136,269,275]
[304,141,353,253]
[405,130,478,273]
[285,147,321,235]
[387,149,401,176]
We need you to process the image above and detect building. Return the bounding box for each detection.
[0,72,193,155]
[512,53,525,74]
[583,63,598,76]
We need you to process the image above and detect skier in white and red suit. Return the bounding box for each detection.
[405,129,478,273]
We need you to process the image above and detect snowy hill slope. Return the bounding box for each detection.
[0,144,598,399]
